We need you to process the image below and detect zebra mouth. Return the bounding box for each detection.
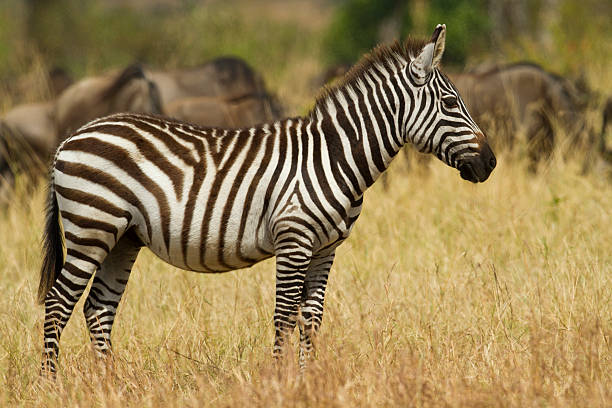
[458,162,486,183]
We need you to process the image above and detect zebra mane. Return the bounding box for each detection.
[311,37,429,117]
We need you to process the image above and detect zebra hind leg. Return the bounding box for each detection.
[83,231,142,358]
[298,252,335,369]
[41,245,109,374]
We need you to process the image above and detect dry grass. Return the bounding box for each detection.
[0,147,610,407]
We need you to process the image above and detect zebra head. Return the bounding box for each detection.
[404,24,496,183]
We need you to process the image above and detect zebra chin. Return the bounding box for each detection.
[457,144,497,183]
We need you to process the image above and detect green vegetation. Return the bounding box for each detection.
[322,0,611,76]
[323,0,490,66]
[322,0,413,65]
[425,0,490,65]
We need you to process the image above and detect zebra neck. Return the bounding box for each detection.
[308,83,405,195]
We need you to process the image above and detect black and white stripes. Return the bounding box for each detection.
[39,24,495,373]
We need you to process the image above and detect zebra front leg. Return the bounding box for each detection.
[298,251,335,369]
[83,234,141,358]
[272,245,312,359]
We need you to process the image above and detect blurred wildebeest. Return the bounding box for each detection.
[148,56,266,105]
[1,102,56,157]
[448,63,595,166]
[55,63,162,139]
[164,93,282,128]
[0,103,55,194]
[3,67,74,105]
[314,62,353,88]
[148,56,282,126]
[0,64,162,197]
[601,96,612,162]
[48,67,74,97]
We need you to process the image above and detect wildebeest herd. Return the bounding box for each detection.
[1,53,611,200]
[0,57,282,199]
[448,63,608,168]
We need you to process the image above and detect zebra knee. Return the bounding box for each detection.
[82,297,97,323]
[83,296,114,353]
[301,302,323,326]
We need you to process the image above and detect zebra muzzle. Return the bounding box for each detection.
[458,144,496,183]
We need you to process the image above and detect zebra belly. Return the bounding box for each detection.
[137,193,275,273]
[144,225,274,274]
[147,243,273,273]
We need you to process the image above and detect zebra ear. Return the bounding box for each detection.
[431,24,446,69]
[409,24,446,85]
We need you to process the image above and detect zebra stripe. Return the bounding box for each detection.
[39,25,495,373]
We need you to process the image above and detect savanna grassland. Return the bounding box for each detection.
[1,149,611,407]
[1,1,611,407]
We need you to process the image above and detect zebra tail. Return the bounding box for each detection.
[37,178,64,304]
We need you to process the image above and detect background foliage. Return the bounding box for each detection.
[323,0,490,66]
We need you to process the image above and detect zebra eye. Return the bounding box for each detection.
[442,96,458,108]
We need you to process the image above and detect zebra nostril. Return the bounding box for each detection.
[489,156,497,169]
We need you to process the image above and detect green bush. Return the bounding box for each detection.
[425,0,490,66]
[323,0,490,67]
[323,0,412,65]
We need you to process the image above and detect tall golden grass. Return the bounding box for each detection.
[0,146,610,406]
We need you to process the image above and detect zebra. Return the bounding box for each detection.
[38,24,496,374]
